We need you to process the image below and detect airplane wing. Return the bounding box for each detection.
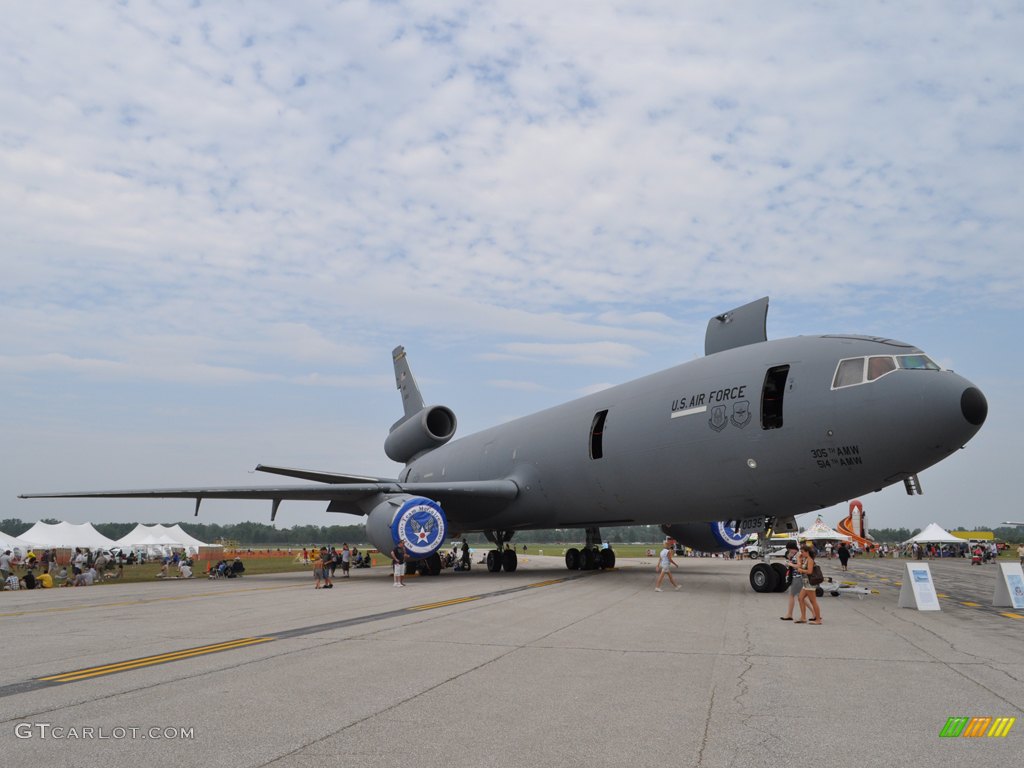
[18,479,518,503]
[18,479,520,520]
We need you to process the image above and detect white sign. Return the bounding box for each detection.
[992,562,1024,610]
[898,563,941,611]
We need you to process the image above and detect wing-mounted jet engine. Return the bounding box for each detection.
[364,494,448,575]
[661,522,749,554]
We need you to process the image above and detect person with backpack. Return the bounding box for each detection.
[794,544,823,625]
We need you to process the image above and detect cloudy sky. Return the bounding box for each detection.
[2,1,1021,534]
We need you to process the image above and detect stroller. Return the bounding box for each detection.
[971,548,983,566]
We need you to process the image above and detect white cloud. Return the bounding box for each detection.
[0,1,1021,528]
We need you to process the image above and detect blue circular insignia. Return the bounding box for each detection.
[392,497,447,557]
[711,521,748,549]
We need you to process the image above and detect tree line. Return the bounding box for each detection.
[3,518,1019,547]
[0,518,670,547]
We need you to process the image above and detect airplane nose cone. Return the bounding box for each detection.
[961,387,987,427]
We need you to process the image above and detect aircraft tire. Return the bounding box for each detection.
[565,548,581,570]
[502,549,518,572]
[486,550,502,572]
[749,563,779,593]
[599,548,616,570]
[580,547,597,571]
[771,563,789,592]
[426,553,442,576]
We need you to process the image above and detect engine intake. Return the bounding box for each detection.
[384,405,457,464]
[365,494,448,561]
[661,521,748,554]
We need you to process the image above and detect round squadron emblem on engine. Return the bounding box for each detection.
[712,521,748,549]
[392,497,447,557]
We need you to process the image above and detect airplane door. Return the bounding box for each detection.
[761,364,790,429]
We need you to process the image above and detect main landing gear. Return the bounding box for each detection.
[483,530,518,573]
[413,553,443,577]
[747,514,798,593]
[564,527,616,571]
[749,562,789,593]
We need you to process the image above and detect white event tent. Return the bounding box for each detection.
[0,530,30,553]
[18,521,118,550]
[797,516,852,542]
[902,523,964,545]
[167,524,219,552]
[115,523,217,555]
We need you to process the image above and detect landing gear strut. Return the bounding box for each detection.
[484,530,517,573]
[565,527,615,571]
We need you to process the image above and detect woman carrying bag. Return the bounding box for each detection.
[794,544,823,625]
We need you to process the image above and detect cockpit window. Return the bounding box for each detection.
[832,359,864,388]
[832,353,941,389]
[897,354,939,371]
[867,356,896,381]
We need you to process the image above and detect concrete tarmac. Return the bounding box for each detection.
[1,554,1021,767]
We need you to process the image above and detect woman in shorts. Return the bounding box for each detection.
[794,544,822,624]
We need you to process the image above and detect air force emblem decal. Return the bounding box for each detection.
[393,497,447,557]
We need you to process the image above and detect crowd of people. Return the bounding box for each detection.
[1,546,127,589]
[304,543,373,589]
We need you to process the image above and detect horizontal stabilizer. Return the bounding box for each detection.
[254,464,395,484]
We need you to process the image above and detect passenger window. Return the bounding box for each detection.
[832,358,864,389]
[867,356,896,381]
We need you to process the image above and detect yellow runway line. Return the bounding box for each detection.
[406,596,481,612]
[40,637,274,683]
[999,612,1023,620]
[527,579,566,588]
[961,601,981,607]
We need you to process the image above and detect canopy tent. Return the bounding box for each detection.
[797,516,852,542]
[902,523,964,545]
[18,521,118,550]
[0,530,30,553]
[115,523,216,554]
[116,524,179,548]
[166,524,219,550]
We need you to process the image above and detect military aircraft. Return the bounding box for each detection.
[20,297,988,593]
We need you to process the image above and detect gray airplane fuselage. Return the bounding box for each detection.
[404,334,984,532]
[20,299,987,567]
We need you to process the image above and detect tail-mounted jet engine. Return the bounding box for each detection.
[384,406,457,464]
[365,494,448,575]
[660,521,749,554]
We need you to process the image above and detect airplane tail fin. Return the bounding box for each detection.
[391,346,425,428]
